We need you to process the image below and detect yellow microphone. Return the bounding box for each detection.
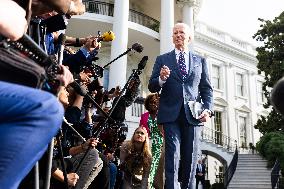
[97,31,115,42]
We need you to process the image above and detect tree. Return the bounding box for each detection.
[253,11,284,134]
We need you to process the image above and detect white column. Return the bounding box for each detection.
[224,62,238,141]
[182,3,194,50]
[182,4,194,32]
[108,0,129,89]
[160,0,174,54]
[247,71,257,144]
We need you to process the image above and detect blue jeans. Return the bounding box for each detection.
[0,81,64,189]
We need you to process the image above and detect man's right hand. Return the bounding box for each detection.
[83,36,101,52]
[67,173,79,186]
[160,65,171,81]
[81,138,99,150]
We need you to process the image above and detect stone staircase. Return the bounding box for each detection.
[228,154,271,189]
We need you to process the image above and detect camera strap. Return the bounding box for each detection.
[0,41,47,88]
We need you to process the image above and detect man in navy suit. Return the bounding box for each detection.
[148,23,213,189]
[195,159,206,189]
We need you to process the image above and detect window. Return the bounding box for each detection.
[239,116,247,148]
[256,81,265,103]
[236,73,244,96]
[212,65,220,89]
[214,111,222,145]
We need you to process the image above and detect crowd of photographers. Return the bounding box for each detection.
[0,0,147,189]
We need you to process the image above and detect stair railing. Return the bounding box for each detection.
[271,159,281,189]
[201,126,237,152]
[223,145,238,188]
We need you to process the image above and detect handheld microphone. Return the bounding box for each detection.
[57,33,66,65]
[97,31,115,43]
[66,31,115,47]
[271,77,284,115]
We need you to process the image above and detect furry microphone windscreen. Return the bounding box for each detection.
[271,77,284,115]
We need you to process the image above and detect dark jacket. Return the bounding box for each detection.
[195,163,206,179]
[148,50,213,125]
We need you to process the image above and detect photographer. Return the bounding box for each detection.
[50,85,101,189]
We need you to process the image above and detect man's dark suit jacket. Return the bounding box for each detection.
[148,50,213,125]
[195,164,206,179]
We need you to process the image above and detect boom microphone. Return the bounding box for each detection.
[102,43,144,69]
[131,43,143,53]
[271,77,284,115]
[138,56,148,71]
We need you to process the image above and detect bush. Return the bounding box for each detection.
[278,177,284,189]
[210,183,224,189]
[256,132,284,171]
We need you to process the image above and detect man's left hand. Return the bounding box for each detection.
[198,110,211,122]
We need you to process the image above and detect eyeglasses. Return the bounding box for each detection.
[135,131,145,135]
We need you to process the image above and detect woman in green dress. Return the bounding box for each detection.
[140,93,164,189]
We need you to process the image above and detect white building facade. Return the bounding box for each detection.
[66,0,267,184]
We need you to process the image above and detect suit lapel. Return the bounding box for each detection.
[188,51,194,76]
[184,51,194,81]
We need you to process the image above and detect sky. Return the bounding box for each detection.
[196,0,284,45]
